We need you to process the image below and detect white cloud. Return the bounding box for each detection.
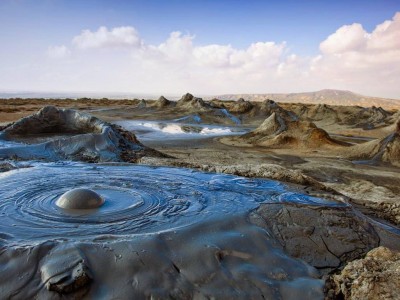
[368,12,400,50]
[46,45,71,59]
[148,31,195,63]
[311,12,400,96]
[191,42,286,69]
[8,13,400,97]
[72,26,142,49]
[319,23,368,54]
[319,12,400,55]
[142,32,286,71]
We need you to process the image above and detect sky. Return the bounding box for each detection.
[0,0,400,98]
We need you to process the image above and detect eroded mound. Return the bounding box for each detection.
[0,106,164,162]
[177,93,210,110]
[229,111,347,149]
[229,98,254,114]
[152,95,175,108]
[297,104,339,125]
[346,119,400,166]
[345,106,392,129]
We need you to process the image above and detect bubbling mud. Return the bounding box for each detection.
[0,163,345,242]
[56,188,105,209]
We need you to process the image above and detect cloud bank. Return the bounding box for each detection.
[72,26,142,49]
[17,12,400,97]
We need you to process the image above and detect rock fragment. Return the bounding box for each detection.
[329,246,400,300]
[40,245,92,295]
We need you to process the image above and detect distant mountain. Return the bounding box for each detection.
[214,89,400,109]
[0,91,181,100]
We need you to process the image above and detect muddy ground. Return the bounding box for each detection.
[1,97,399,230]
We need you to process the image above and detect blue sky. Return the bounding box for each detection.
[1,0,400,97]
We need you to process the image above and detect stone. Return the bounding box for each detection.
[330,246,400,300]
[41,245,92,294]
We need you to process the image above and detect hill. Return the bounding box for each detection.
[215,89,400,109]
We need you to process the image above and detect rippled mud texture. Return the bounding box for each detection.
[0,163,341,298]
[0,163,346,241]
[0,106,165,162]
[1,218,326,299]
[0,164,388,299]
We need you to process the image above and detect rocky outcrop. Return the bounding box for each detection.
[136,99,147,108]
[0,106,165,162]
[0,162,16,172]
[298,104,339,125]
[346,119,400,166]
[351,106,391,129]
[328,246,400,299]
[153,96,175,108]
[177,93,210,110]
[240,111,347,148]
[242,99,298,120]
[229,98,254,114]
[41,244,92,295]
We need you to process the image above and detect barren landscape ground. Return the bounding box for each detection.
[1,96,399,226]
[1,94,399,299]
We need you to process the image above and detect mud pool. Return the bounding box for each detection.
[0,162,345,242]
[113,120,250,141]
[0,161,346,299]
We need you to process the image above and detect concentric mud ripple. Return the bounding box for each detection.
[0,163,345,241]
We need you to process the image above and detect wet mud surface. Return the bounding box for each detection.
[0,162,344,242]
[0,103,399,299]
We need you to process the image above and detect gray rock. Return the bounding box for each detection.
[329,246,400,300]
[41,244,92,294]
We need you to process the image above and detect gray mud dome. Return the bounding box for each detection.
[0,106,164,162]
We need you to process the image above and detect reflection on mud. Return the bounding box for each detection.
[114,120,250,141]
[0,162,344,242]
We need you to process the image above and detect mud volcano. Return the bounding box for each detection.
[346,119,400,166]
[0,106,164,162]
[224,111,348,149]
